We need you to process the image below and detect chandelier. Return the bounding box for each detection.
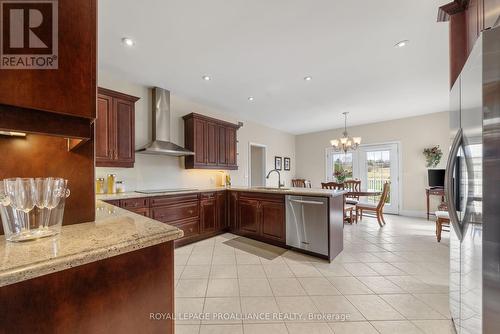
[330,112,361,153]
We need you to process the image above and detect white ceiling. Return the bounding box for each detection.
[99,0,450,135]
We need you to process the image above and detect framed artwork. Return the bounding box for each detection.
[274,156,282,170]
[284,157,291,171]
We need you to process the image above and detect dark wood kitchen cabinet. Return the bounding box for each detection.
[228,191,239,232]
[0,1,96,119]
[105,191,231,247]
[200,193,217,233]
[183,113,239,170]
[484,0,500,29]
[217,191,227,230]
[96,88,139,168]
[261,200,285,242]
[237,192,286,245]
[238,198,261,238]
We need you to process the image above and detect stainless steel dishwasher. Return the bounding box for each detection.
[286,195,328,256]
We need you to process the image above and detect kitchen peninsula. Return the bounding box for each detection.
[0,201,183,333]
[99,187,346,261]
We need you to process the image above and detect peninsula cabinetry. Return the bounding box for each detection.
[237,192,286,246]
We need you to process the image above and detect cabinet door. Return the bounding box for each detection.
[206,122,219,166]
[238,198,260,236]
[0,1,96,119]
[216,192,227,230]
[95,94,114,162]
[114,98,135,166]
[484,0,500,29]
[201,199,217,234]
[229,191,238,231]
[194,119,207,165]
[260,200,285,243]
[466,0,480,53]
[218,126,227,166]
[226,127,237,167]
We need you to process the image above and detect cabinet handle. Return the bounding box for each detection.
[188,210,194,214]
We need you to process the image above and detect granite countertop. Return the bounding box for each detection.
[228,186,347,197]
[97,186,345,201]
[0,201,183,287]
[97,187,227,201]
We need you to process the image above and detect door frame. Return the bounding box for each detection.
[248,142,267,187]
[325,141,402,215]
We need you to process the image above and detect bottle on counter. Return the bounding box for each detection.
[116,180,126,193]
[225,174,231,187]
[95,178,105,194]
[107,174,117,194]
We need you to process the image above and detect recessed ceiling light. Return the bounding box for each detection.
[202,75,211,81]
[304,76,312,81]
[394,40,409,48]
[247,96,254,101]
[122,37,135,47]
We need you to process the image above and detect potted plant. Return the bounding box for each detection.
[423,146,443,168]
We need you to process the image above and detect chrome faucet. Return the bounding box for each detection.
[266,169,284,188]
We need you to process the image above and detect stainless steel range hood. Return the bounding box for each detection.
[136,87,194,157]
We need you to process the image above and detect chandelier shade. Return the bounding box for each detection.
[330,112,361,153]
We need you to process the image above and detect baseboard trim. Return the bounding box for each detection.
[399,210,427,218]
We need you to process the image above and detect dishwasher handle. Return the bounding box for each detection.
[289,199,325,205]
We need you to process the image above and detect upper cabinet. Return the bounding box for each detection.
[439,0,500,87]
[96,88,139,168]
[183,113,239,170]
[0,0,96,119]
[484,0,500,29]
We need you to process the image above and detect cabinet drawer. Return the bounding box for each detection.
[200,192,216,200]
[152,202,199,223]
[151,194,199,207]
[103,199,120,207]
[121,197,149,209]
[128,207,150,217]
[174,219,200,238]
[239,192,284,203]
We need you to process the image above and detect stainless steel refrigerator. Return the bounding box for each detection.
[447,25,500,334]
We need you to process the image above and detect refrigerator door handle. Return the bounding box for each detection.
[445,128,463,241]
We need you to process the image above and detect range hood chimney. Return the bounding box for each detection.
[136,87,195,157]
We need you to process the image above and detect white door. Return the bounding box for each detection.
[355,143,400,214]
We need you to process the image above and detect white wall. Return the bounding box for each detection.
[96,70,295,190]
[295,112,450,216]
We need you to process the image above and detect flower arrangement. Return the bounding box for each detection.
[423,145,443,168]
[334,168,348,183]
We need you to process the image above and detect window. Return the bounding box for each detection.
[326,150,353,181]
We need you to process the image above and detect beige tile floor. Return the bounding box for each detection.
[174,214,453,334]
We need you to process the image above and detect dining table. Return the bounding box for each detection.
[346,191,382,197]
[343,190,383,224]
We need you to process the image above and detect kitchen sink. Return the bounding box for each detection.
[253,187,291,191]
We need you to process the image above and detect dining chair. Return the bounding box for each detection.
[321,182,344,190]
[292,179,311,188]
[356,182,390,227]
[344,179,361,205]
[435,211,450,242]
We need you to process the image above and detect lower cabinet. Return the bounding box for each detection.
[103,190,285,247]
[236,192,286,245]
[238,198,261,237]
[228,191,239,231]
[260,200,285,242]
[200,195,217,234]
[217,191,227,230]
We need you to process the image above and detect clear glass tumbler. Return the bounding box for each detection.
[1,177,70,242]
